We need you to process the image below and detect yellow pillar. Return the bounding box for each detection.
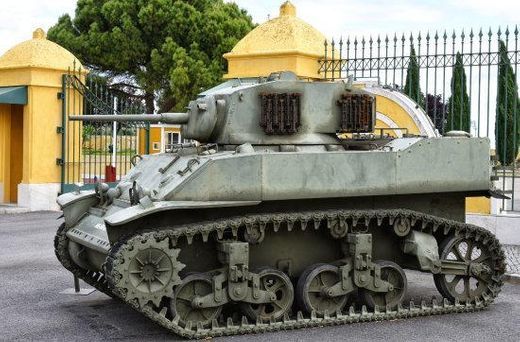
[0,28,84,210]
[466,197,491,214]
[0,104,11,202]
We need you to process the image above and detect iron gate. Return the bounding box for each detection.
[59,65,149,194]
[319,26,520,212]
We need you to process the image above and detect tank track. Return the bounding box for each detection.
[54,222,114,297]
[59,209,506,338]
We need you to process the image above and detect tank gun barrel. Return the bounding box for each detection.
[68,112,189,124]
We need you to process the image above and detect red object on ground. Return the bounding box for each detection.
[105,165,116,182]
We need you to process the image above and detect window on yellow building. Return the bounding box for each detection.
[165,132,180,152]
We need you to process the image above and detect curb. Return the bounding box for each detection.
[504,273,520,285]
[0,206,30,215]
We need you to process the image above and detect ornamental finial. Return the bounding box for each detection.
[33,28,46,39]
[280,1,296,17]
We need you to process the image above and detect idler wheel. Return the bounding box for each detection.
[241,268,294,322]
[170,273,222,328]
[296,263,349,316]
[433,235,494,303]
[359,260,407,310]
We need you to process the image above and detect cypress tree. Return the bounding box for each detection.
[404,46,424,107]
[446,52,471,133]
[424,94,447,132]
[495,40,520,166]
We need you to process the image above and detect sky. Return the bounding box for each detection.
[0,0,518,56]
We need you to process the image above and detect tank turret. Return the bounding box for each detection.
[71,71,377,147]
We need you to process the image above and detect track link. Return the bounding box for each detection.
[57,209,506,338]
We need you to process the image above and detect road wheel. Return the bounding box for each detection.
[296,263,349,315]
[359,260,407,310]
[170,273,222,328]
[241,268,294,322]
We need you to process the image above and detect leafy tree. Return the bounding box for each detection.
[404,46,424,107]
[424,94,447,133]
[445,52,470,132]
[48,0,254,113]
[495,40,520,166]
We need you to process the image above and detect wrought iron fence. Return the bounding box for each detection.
[319,26,520,212]
[60,64,149,193]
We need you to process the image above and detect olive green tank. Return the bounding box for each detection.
[55,71,506,338]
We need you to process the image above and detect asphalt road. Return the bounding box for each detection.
[1,211,519,341]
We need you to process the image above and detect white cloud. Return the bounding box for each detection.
[230,0,518,40]
[1,0,516,56]
[450,0,520,22]
[0,0,75,56]
[0,3,511,79]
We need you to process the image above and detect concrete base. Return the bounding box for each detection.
[494,176,520,213]
[504,274,520,284]
[17,183,60,211]
[466,213,520,245]
[60,288,96,295]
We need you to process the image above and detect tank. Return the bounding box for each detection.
[55,71,506,338]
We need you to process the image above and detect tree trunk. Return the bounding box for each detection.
[145,91,155,114]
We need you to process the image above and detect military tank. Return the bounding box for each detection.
[55,71,505,338]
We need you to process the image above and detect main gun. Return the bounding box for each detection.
[68,112,190,125]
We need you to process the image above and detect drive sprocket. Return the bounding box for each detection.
[106,233,185,308]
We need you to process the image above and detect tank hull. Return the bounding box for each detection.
[59,136,491,230]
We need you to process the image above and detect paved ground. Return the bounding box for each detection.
[1,212,519,341]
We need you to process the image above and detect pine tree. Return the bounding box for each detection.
[404,46,424,107]
[446,52,471,132]
[48,0,254,113]
[495,40,520,166]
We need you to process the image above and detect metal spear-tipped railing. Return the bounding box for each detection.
[320,26,520,212]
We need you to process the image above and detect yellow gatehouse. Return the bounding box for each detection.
[0,29,83,210]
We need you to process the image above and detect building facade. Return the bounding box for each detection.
[0,29,84,210]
